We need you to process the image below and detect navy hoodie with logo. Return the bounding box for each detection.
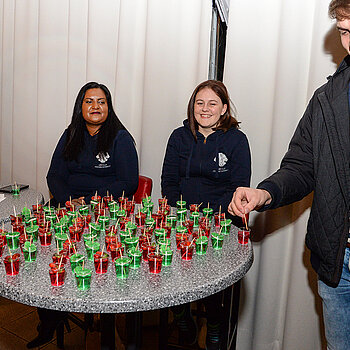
[161,120,251,222]
[47,128,139,205]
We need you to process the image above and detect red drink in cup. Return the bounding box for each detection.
[49,263,65,286]
[180,241,194,260]
[4,254,20,275]
[110,242,124,261]
[238,228,250,245]
[148,253,163,274]
[39,231,53,246]
[69,225,83,242]
[135,212,146,227]
[94,251,109,274]
[214,212,225,227]
[10,215,22,226]
[52,251,67,265]
[105,235,117,252]
[176,232,189,250]
[141,242,156,262]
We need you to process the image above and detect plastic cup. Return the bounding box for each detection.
[151,213,163,228]
[166,215,177,228]
[83,233,98,248]
[94,252,109,274]
[211,232,224,250]
[23,242,37,262]
[110,242,124,261]
[52,251,67,265]
[144,218,155,229]
[78,205,89,216]
[25,217,37,227]
[195,236,209,255]
[202,207,213,221]
[176,200,186,209]
[143,202,154,216]
[105,234,117,252]
[154,228,167,242]
[74,266,92,290]
[238,228,250,245]
[160,223,172,238]
[114,257,131,279]
[220,219,232,235]
[6,232,20,250]
[135,212,146,226]
[98,216,110,230]
[89,223,101,238]
[189,204,200,213]
[127,248,142,269]
[55,232,68,250]
[85,240,100,261]
[12,185,20,196]
[49,264,66,286]
[26,224,39,242]
[177,209,187,222]
[160,246,173,266]
[70,253,85,272]
[157,238,171,250]
[148,253,163,273]
[69,225,83,242]
[199,222,211,237]
[4,254,20,275]
[214,212,226,227]
[190,212,200,227]
[125,222,137,235]
[124,236,139,251]
[63,240,77,256]
[65,201,75,212]
[176,232,189,250]
[119,230,129,244]
[54,222,67,234]
[39,231,53,246]
[141,242,156,261]
[0,243,5,257]
[109,207,118,220]
[180,241,194,260]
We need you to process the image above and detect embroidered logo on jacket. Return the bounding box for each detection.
[214,153,229,173]
[95,152,111,169]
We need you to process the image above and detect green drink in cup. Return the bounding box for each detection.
[85,240,100,261]
[125,222,137,235]
[23,241,37,262]
[55,232,68,250]
[177,208,187,222]
[220,219,232,235]
[74,266,92,291]
[166,215,177,228]
[190,211,200,227]
[79,205,89,216]
[89,223,101,238]
[143,202,154,216]
[98,216,110,230]
[202,207,214,221]
[109,206,119,220]
[70,253,85,271]
[195,236,209,255]
[154,228,167,242]
[211,232,224,250]
[158,238,171,249]
[127,248,142,269]
[26,225,39,242]
[83,233,98,248]
[6,231,20,250]
[124,236,138,251]
[53,222,66,234]
[160,245,173,266]
[119,230,129,244]
[115,209,126,222]
[114,257,131,279]
[176,200,186,210]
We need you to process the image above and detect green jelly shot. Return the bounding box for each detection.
[211,232,224,250]
[160,246,173,266]
[127,248,142,269]
[85,241,100,261]
[74,266,92,291]
[114,257,131,279]
[6,231,20,250]
[23,241,37,262]
[220,219,232,235]
[70,253,85,271]
[195,236,209,255]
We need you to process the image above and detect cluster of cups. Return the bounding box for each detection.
[0,195,250,289]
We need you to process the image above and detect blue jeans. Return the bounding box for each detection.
[318,247,350,350]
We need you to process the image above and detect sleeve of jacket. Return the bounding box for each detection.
[257,98,315,210]
[161,130,181,207]
[220,133,251,213]
[85,130,139,203]
[46,130,72,205]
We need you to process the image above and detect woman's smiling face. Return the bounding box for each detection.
[82,88,108,128]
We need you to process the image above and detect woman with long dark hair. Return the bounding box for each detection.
[27,82,138,349]
[47,81,138,207]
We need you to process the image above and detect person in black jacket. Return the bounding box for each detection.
[229,1,350,349]
[47,81,139,207]
[162,80,251,350]
[27,82,139,349]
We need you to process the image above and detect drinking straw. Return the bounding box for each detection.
[219,205,222,226]
[57,241,60,255]
[243,214,249,230]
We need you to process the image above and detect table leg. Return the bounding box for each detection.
[100,313,116,350]
[126,312,143,349]
[159,308,169,350]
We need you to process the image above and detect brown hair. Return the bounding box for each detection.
[329,0,350,19]
[187,80,239,140]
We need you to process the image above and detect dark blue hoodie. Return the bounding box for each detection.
[161,120,251,221]
[47,128,139,205]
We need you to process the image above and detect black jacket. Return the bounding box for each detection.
[258,55,350,287]
[161,120,251,219]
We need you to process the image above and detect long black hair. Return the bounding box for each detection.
[63,82,126,161]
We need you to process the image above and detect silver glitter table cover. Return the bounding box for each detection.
[0,186,44,225]
[0,210,253,314]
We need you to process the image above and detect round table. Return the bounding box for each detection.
[0,186,44,225]
[0,208,253,349]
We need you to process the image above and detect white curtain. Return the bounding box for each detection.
[224,0,344,349]
[0,0,212,201]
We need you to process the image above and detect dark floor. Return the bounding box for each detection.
[0,297,207,350]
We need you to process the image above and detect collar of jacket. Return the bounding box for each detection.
[318,55,350,205]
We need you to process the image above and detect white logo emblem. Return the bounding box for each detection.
[96,152,110,163]
[214,153,228,167]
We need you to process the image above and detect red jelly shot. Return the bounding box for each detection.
[180,241,194,260]
[148,253,163,274]
[4,254,20,276]
[39,232,53,246]
[49,264,66,286]
[110,242,124,261]
[94,252,109,274]
[141,243,156,262]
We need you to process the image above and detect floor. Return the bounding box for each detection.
[0,297,207,350]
